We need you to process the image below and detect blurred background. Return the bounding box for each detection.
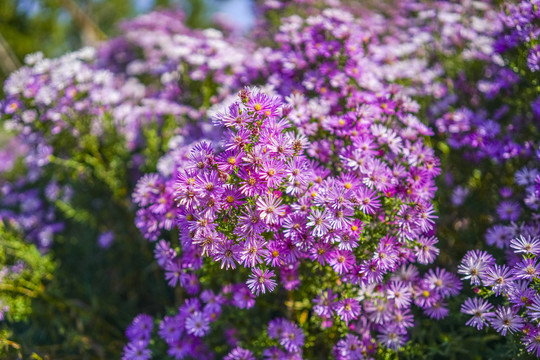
[0,0,255,92]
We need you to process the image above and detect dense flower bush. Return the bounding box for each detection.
[0,0,539,359]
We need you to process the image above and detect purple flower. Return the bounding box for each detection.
[246,268,277,296]
[458,250,495,285]
[377,325,406,351]
[98,231,114,249]
[213,239,242,270]
[122,340,151,360]
[510,235,540,256]
[414,236,440,265]
[523,326,540,357]
[334,298,361,324]
[126,314,153,342]
[513,258,540,280]
[279,320,304,353]
[483,264,514,296]
[490,306,524,336]
[224,347,255,360]
[185,311,210,337]
[527,45,540,72]
[461,297,495,330]
[256,193,286,225]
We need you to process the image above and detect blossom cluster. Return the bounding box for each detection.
[133,77,459,356]
[0,9,267,250]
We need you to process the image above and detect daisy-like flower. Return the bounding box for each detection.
[246,90,281,117]
[510,235,540,256]
[490,306,524,336]
[246,268,277,296]
[240,237,268,268]
[423,299,449,320]
[307,208,331,237]
[259,159,287,188]
[329,249,355,275]
[334,298,361,324]
[386,281,412,309]
[461,297,495,330]
[483,264,514,296]
[513,258,540,281]
[213,239,242,270]
[185,311,210,337]
[279,321,305,353]
[221,184,245,210]
[256,193,286,224]
[355,186,381,214]
[523,327,540,357]
[414,236,440,265]
[122,340,151,360]
[216,149,244,173]
[424,268,462,298]
[458,250,495,285]
[377,325,407,351]
[224,347,255,360]
[527,295,540,320]
[313,289,337,318]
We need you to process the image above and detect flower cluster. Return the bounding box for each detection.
[133,78,458,355]
[459,237,540,356]
[430,0,538,163]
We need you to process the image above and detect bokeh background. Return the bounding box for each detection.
[0,0,254,93]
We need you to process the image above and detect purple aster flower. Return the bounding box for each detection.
[386,281,412,309]
[513,257,540,281]
[213,239,242,270]
[236,207,265,237]
[483,264,514,296]
[158,315,184,345]
[329,249,355,275]
[126,314,153,342]
[414,279,441,309]
[246,90,281,117]
[122,340,151,360]
[279,321,304,353]
[496,200,521,221]
[246,267,277,296]
[264,240,285,267]
[461,297,495,330]
[240,237,268,268]
[313,289,337,318]
[307,208,331,236]
[527,45,540,72]
[309,241,333,266]
[154,239,176,267]
[490,306,524,336]
[216,149,244,173]
[377,325,406,351]
[185,311,210,337]
[510,235,540,256]
[523,326,540,357]
[486,225,512,248]
[424,299,449,320]
[231,285,255,309]
[334,334,364,360]
[527,295,540,320]
[256,193,286,225]
[224,347,255,360]
[458,250,495,285]
[424,268,462,298]
[334,298,361,324]
[259,158,287,188]
[508,280,535,308]
[414,236,440,265]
